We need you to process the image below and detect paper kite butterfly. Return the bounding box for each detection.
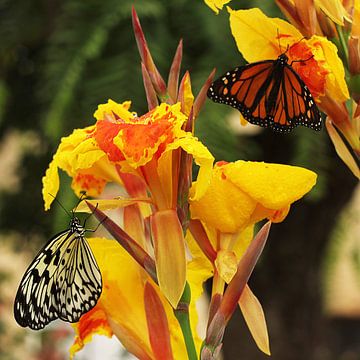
[207,53,322,133]
[14,215,102,330]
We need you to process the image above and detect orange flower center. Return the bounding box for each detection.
[288,42,329,98]
[94,105,180,164]
[73,173,106,195]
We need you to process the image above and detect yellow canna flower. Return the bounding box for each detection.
[190,160,317,234]
[43,98,214,307]
[188,160,317,355]
[228,7,349,103]
[92,99,214,209]
[70,238,204,359]
[43,100,213,211]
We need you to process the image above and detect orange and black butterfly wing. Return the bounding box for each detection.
[207,60,279,128]
[207,59,322,133]
[281,64,321,131]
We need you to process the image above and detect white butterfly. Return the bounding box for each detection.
[14,217,102,330]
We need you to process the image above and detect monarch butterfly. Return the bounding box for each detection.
[207,53,322,133]
[14,214,102,330]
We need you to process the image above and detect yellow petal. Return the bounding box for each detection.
[85,237,200,358]
[352,0,360,37]
[190,164,257,233]
[157,149,176,209]
[232,225,254,259]
[215,250,238,283]
[42,156,60,210]
[164,134,214,201]
[249,203,290,225]
[239,285,270,355]
[182,72,195,116]
[42,125,119,210]
[93,99,134,121]
[204,0,231,14]
[89,239,152,352]
[310,36,350,102]
[326,119,360,179]
[315,0,351,25]
[228,7,302,63]
[224,161,317,209]
[151,210,186,308]
[70,306,113,359]
[107,318,154,360]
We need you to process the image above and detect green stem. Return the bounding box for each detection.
[174,282,198,360]
[336,24,349,68]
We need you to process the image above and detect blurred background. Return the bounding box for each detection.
[0,0,359,359]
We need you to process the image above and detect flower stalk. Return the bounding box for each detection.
[174,283,198,360]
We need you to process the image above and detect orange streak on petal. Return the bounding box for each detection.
[289,42,328,98]
[144,282,174,360]
[72,173,106,197]
[269,205,290,223]
[94,120,125,162]
[119,114,176,165]
[70,305,112,359]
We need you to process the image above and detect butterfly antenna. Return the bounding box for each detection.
[48,193,72,218]
[290,54,314,66]
[277,28,281,52]
[83,201,97,229]
[84,203,106,233]
[72,191,88,215]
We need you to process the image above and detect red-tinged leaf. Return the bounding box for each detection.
[86,201,157,281]
[189,219,217,263]
[204,222,271,354]
[203,311,226,357]
[239,285,270,355]
[200,343,223,360]
[142,62,159,110]
[132,7,167,96]
[193,68,216,119]
[219,221,271,323]
[326,119,360,179]
[208,292,222,327]
[168,39,183,103]
[144,282,174,360]
[151,209,186,308]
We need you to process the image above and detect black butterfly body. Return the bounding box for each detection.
[207,53,322,133]
[14,217,102,330]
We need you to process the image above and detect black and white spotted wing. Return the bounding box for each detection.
[14,217,102,330]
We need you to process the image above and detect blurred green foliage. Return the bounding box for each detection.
[0,0,328,238]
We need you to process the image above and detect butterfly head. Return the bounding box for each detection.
[70,217,84,235]
[277,53,289,65]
